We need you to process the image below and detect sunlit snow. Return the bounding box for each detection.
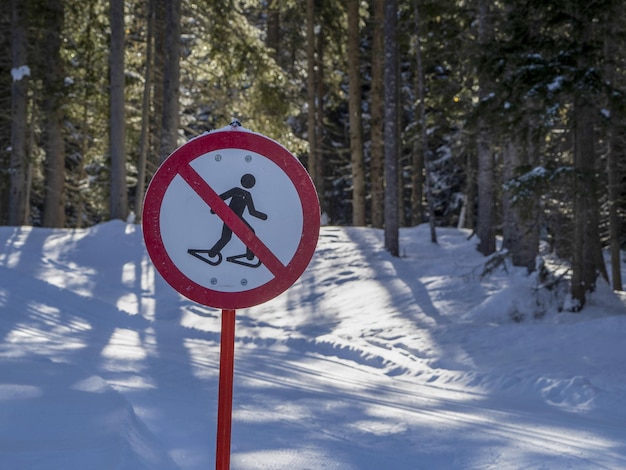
[0,221,625,469]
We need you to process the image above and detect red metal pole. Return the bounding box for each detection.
[216,309,236,470]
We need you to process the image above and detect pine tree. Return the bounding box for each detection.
[9,0,30,225]
[347,0,365,226]
[159,0,181,162]
[40,0,66,228]
[384,0,399,256]
[109,0,127,221]
[370,0,385,229]
[475,0,495,256]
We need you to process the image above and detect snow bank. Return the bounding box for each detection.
[0,358,178,470]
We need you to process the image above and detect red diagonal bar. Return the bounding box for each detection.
[178,163,286,277]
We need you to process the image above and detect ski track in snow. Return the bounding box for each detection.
[0,222,625,468]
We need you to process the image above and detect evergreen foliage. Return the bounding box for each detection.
[2,0,626,309]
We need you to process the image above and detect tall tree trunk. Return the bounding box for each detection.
[41,0,66,228]
[306,0,323,214]
[384,0,399,256]
[135,0,155,222]
[159,0,181,162]
[476,127,495,255]
[411,4,425,227]
[151,0,165,170]
[109,0,128,221]
[370,0,385,228]
[501,132,539,272]
[266,1,280,61]
[315,22,326,219]
[476,0,495,255]
[604,3,622,291]
[607,121,623,292]
[570,10,608,310]
[74,0,98,228]
[571,98,594,310]
[571,96,607,310]
[9,0,29,226]
[461,147,477,230]
[348,0,365,226]
[24,103,35,224]
[413,0,436,243]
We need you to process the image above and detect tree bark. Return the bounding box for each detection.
[384,0,399,256]
[109,0,128,221]
[348,0,365,226]
[607,131,623,291]
[370,0,385,228]
[306,0,323,214]
[41,0,66,228]
[266,1,280,60]
[316,22,326,219]
[604,3,622,291]
[413,0,436,243]
[159,0,181,162]
[135,0,155,222]
[476,127,495,255]
[571,95,607,310]
[476,0,495,255]
[9,0,29,226]
[461,147,477,231]
[151,0,165,170]
[570,8,608,310]
[571,98,593,309]
[501,134,539,273]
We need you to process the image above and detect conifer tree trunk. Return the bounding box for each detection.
[266,1,280,60]
[159,0,181,162]
[413,0,436,243]
[604,4,622,291]
[135,0,155,222]
[476,130,495,255]
[348,0,365,226]
[151,0,165,169]
[475,0,495,255]
[9,0,29,226]
[461,150,477,231]
[571,98,595,309]
[501,133,539,272]
[316,26,325,218]
[41,0,66,228]
[74,0,97,228]
[384,0,399,256]
[411,1,424,226]
[306,0,323,213]
[570,9,608,310]
[109,0,128,221]
[370,0,385,228]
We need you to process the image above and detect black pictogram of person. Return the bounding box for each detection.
[188,173,267,268]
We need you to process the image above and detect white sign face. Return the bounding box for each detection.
[159,148,303,292]
[142,128,320,310]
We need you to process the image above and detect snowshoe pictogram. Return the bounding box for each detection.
[226,253,262,268]
[187,249,223,266]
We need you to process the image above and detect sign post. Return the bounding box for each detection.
[142,124,320,469]
[216,309,236,470]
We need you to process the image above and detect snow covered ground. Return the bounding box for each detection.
[1,221,626,469]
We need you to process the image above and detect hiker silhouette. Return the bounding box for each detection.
[206,173,267,261]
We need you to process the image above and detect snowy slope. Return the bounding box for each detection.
[0,221,625,469]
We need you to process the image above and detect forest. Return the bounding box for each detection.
[1,0,625,310]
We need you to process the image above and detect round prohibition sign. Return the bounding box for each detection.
[142,128,320,309]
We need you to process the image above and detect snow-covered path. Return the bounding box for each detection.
[1,222,625,468]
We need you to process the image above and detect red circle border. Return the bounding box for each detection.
[142,129,320,309]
